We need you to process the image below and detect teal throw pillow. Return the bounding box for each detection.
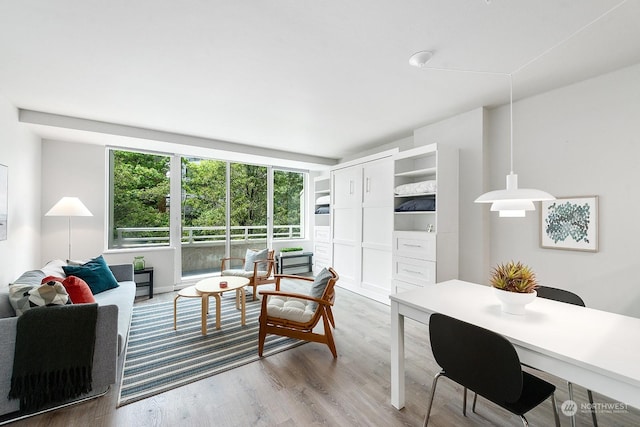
[62,255,119,295]
[244,248,268,271]
[309,268,333,311]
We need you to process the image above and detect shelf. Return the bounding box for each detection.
[314,189,331,194]
[394,211,436,215]
[394,192,436,198]
[394,167,437,178]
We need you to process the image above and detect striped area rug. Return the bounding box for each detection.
[117,292,304,406]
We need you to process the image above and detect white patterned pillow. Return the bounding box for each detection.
[9,284,38,316]
[9,281,71,316]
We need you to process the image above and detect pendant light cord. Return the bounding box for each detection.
[509,74,514,175]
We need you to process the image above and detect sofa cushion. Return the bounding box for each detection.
[63,255,119,295]
[93,280,136,355]
[12,269,45,286]
[9,282,70,316]
[40,259,67,278]
[29,281,71,307]
[43,275,96,304]
[8,284,38,316]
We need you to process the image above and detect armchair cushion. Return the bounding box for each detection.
[221,269,269,278]
[309,268,332,310]
[244,248,268,271]
[266,295,315,323]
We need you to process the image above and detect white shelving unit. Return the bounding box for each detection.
[313,175,331,227]
[392,143,458,293]
[313,175,332,273]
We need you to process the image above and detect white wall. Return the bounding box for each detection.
[41,141,105,262]
[487,63,640,317]
[413,108,489,284]
[40,140,177,293]
[0,95,41,285]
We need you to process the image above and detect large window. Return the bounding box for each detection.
[273,169,304,240]
[108,149,307,277]
[229,163,268,258]
[181,158,227,276]
[108,150,171,248]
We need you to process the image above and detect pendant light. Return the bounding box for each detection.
[474,74,554,216]
[409,2,628,217]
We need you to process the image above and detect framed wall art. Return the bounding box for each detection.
[0,164,6,241]
[540,196,598,252]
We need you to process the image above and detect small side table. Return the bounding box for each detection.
[277,252,313,274]
[133,267,154,299]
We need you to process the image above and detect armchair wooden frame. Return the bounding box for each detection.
[220,249,276,301]
[258,268,339,358]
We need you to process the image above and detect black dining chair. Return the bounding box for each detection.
[536,285,598,427]
[424,313,560,427]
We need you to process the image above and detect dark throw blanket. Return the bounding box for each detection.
[8,303,98,411]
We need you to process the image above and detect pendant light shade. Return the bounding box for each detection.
[474,76,554,216]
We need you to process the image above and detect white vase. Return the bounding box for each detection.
[493,287,537,315]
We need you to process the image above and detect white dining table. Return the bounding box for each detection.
[390,280,640,410]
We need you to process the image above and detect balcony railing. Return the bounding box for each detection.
[113,225,302,248]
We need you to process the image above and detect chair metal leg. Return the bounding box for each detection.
[587,389,598,427]
[472,392,478,413]
[568,382,576,427]
[462,387,467,416]
[520,415,530,427]
[569,381,598,427]
[423,371,443,427]
[551,393,561,427]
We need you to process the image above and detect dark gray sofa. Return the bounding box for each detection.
[0,260,136,419]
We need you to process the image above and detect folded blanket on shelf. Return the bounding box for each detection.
[315,195,331,205]
[315,206,330,214]
[395,198,436,212]
[394,180,437,195]
[9,303,98,411]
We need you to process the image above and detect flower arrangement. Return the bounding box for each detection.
[490,261,538,294]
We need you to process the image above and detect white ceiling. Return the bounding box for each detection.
[1,1,639,164]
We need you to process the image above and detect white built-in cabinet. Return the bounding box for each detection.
[331,152,395,304]
[392,143,458,293]
[312,144,458,304]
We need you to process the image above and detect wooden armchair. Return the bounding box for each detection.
[220,249,276,300]
[258,268,339,357]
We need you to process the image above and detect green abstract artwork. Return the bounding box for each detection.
[541,196,598,252]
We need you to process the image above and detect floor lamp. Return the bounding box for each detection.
[45,196,93,260]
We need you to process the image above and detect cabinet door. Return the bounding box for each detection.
[362,158,393,207]
[362,247,392,294]
[332,166,361,208]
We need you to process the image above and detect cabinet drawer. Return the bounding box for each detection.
[393,256,436,286]
[314,226,331,242]
[394,233,436,261]
[393,279,423,294]
[314,242,331,262]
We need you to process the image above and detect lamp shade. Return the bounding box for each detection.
[475,173,554,217]
[45,197,93,217]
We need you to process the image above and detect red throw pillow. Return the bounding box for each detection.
[42,275,96,304]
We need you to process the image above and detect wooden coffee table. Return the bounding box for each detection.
[195,276,249,335]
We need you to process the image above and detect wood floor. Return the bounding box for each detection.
[7,284,639,427]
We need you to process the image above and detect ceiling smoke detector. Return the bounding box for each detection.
[408,51,434,68]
